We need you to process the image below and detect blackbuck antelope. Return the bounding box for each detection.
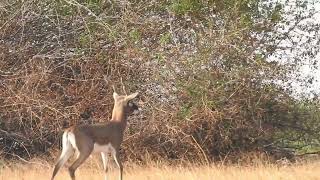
[51,91,139,180]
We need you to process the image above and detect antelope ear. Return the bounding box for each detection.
[113,92,119,99]
[126,92,139,101]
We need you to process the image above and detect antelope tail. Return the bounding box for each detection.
[51,131,74,180]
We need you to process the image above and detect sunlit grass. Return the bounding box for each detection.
[1,160,320,180]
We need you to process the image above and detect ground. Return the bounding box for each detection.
[1,160,320,180]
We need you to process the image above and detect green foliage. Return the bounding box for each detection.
[270,3,283,23]
[54,1,77,16]
[78,33,91,47]
[85,0,103,4]
[154,53,165,64]
[271,101,320,154]
[129,28,141,44]
[169,0,202,15]
[159,32,172,46]
[240,13,253,27]
[85,0,104,15]
[177,104,193,119]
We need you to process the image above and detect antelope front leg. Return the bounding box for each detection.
[101,152,109,180]
[112,150,123,180]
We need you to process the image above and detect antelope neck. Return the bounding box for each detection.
[111,104,127,129]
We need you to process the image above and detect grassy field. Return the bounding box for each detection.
[1,160,320,180]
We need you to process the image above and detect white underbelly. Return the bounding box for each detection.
[93,143,115,153]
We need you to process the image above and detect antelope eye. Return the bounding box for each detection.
[128,102,133,107]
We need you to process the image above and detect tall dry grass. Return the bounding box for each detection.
[1,161,320,180]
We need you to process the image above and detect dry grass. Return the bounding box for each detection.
[1,161,320,180]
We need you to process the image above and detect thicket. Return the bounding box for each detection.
[0,0,320,163]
